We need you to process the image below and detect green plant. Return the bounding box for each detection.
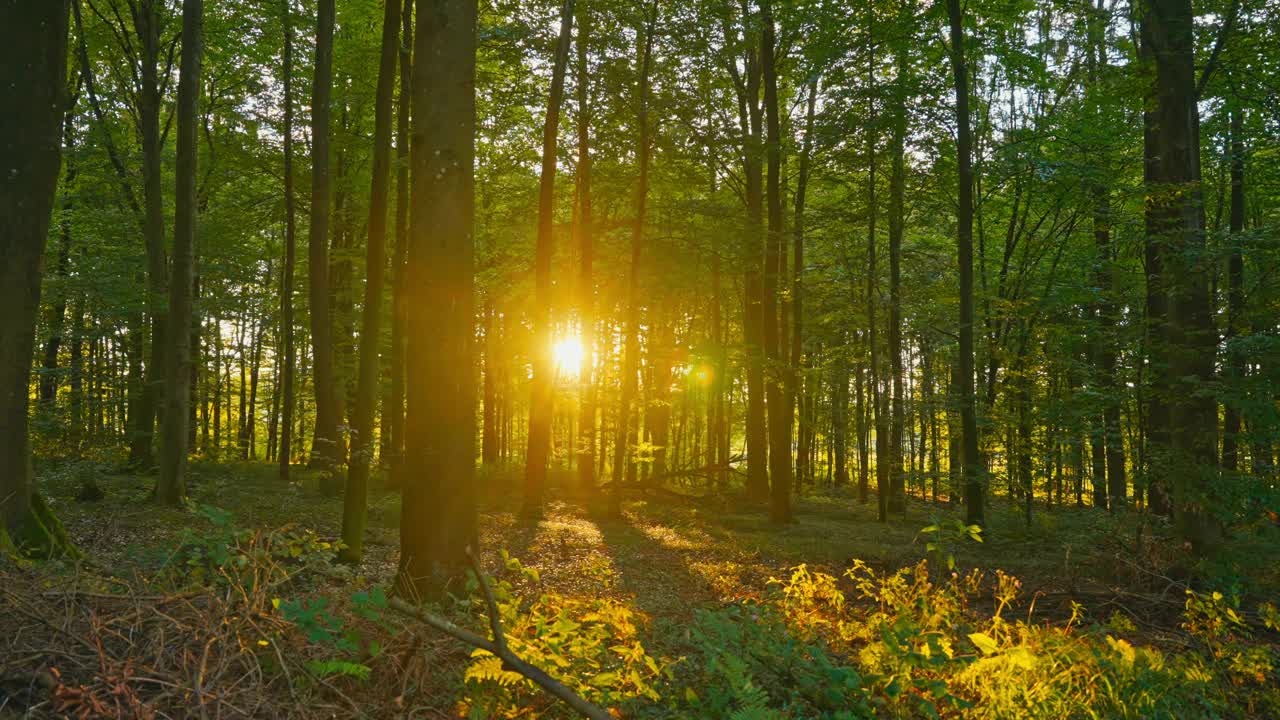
[918,516,983,573]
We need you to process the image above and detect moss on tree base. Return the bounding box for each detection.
[0,493,78,561]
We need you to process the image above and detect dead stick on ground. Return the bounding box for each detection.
[386,549,612,720]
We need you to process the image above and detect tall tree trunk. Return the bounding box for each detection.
[887,29,908,516]
[342,0,400,564]
[792,78,817,492]
[947,0,985,526]
[387,0,413,476]
[1144,0,1217,551]
[0,0,72,552]
[40,104,77,412]
[1139,27,1172,516]
[611,0,658,517]
[128,0,170,471]
[158,0,202,505]
[1088,0,1125,509]
[1221,104,1244,473]
[309,0,341,494]
[397,0,478,596]
[522,0,575,519]
[760,0,790,523]
[866,95,887,522]
[575,0,596,490]
[278,0,298,482]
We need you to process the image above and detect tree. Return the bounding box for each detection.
[158,0,203,505]
[277,0,298,482]
[947,0,984,526]
[1143,0,1218,552]
[398,0,478,595]
[309,0,341,493]
[760,0,791,524]
[0,0,73,553]
[611,0,658,516]
[342,0,401,563]
[522,0,576,520]
[574,0,595,491]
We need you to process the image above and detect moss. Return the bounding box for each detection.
[0,493,79,561]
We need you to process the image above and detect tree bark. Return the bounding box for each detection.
[277,0,298,482]
[574,1,596,491]
[947,0,985,526]
[158,0,202,505]
[0,0,73,552]
[343,0,400,563]
[610,0,658,516]
[759,0,791,523]
[309,0,341,494]
[522,0,576,519]
[1220,104,1244,473]
[398,0,478,596]
[1144,0,1218,551]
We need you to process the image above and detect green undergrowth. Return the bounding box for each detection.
[22,461,1280,718]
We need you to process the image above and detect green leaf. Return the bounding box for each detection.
[968,632,999,655]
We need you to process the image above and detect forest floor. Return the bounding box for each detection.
[4,460,1279,718]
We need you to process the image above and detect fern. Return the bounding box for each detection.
[304,659,371,681]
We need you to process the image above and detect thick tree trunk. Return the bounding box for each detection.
[342,0,400,563]
[309,0,341,494]
[398,0,478,596]
[948,0,985,526]
[522,0,575,519]
[0,0,72,552]
[1144,0,1218,551]
[158,0,202,505]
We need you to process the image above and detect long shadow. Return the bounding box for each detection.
[591,502,733,622]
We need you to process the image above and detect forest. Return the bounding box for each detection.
[1,0,1279,716]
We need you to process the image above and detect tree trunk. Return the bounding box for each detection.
[398,0,478,596]
[575,1,596,491]
[947,0,985,526]
[277,0,298,482]
[387,0,413,477]
[158,0,202,505]
[0,0,72,552]
[342,0,400,563]
[129,0,170,471]
[611,0,658,516]
[1221,105,1244,473]
[1144,0,1218,552]
[760,0,790,523]
[792,78,817,492]
[309,0,341,494]
[522,0,575,519]
[887,30,908,516]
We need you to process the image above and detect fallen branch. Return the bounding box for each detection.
[386,549,612,720]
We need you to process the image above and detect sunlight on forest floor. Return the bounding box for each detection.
[9,459,1279,718]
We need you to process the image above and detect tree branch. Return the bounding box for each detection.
[386,552,612,720]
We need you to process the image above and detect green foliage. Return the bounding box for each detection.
[671,601,872,719]
[157,502,340,588]
[918,517,983,573]
[462,553,665,717]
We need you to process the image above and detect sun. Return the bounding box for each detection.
[553,336,584,378]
